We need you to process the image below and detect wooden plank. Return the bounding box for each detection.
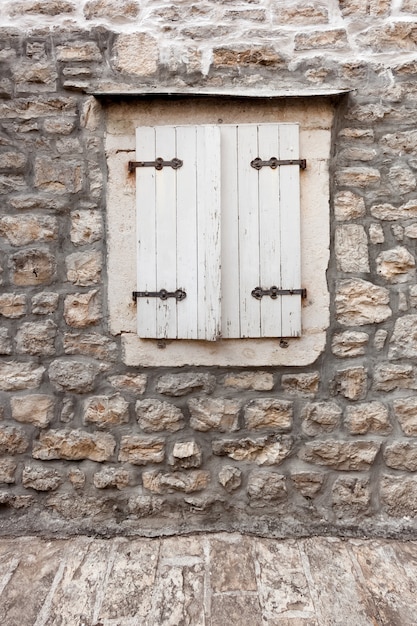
[196,125,222,340]
[237,125,261,338]
[155,126,178,338]
[258,124,282,337]
[136,126,157,338]
[176,126,198,339]
[279,124,302,337]
[221,125,240,339]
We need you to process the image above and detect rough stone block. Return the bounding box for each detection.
[113,34,158,76]
[155,373,216,396]
[84,0,139,19]
[295,29,347,50]
[48,358,99,393]
[244,399,292,430]
[93,467,131,489]
[56,42,102,62]
[332,367,368,401]
[142,470,210,494]
[384,441,417,471]
[33,429,116,462]
[275,3,328,23]
[189,398,240,432]
[127,495,164,516]
[374,329,388,351]
[345,104,389,123]
[372,200,417,220]
[381,474,417,517]
[389,315,417,359]
[10,248,56,286]
[218,466,242,492]
[0,425,28,454]
[136,399,184,433]
[212,435,293,466]
[170,441,202,469]
[70,210,103,246]
[357,23,417,53]
[376,246,415,283]
[108,374,147,394]
[247,471,287,503]
[393,397,417,435]
[291,472,324,498]
[13,63,57,90]
[281,373,320,397]
[0,458,17,484]
[63,290,101,328]
[16,320,57,356]
[212,47,284,67]
[345,402,391,435]
[34,156,82,193]
[331,331,369,358]
[0,97,77,121]
[332,477,370,515]
[43,117,76,135]
[0,361,44,391]
[336,167,381,188]
[84,394,129,428]
[22,465,62,491]
[10,1,75,15]
[223,371,274,391]
[0,329,12,355]
[299,440,380,470]
[32,292,59,315]
[369,223,385,244]
[11,394,55,428]
[335,279,391,326]
[118,435,165,465]
[0,151,27,170]
[301,401,342,436]
[373,363,415,391]
[64,332,118,362]
[0,294,26,318]
[335,225,370,272]
[388,165,416,194]
[68,468,85,489]
[66,251,102,286]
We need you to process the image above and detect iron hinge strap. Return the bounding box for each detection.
[252,287,307,300]
[251,158,307,170]
[128,158,183,173]
[132,289,187,302]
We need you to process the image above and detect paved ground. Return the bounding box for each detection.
[0,533,416,625]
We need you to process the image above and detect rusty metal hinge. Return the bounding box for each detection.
[132,289,187,302]
[128,158,183,173]
[250,157,306,170]
[251,286,307,300]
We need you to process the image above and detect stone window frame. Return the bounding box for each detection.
[103,90,343,367]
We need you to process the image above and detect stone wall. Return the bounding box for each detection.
[1,0,417,537]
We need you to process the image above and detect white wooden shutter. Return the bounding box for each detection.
[135,125,222,340]
[221,123,302,338]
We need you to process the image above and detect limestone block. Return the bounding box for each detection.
[0,361,44,391]
[247,471,287,503]
[212,47,284,67]
[212,436,293,466]
[332,477,370,513]
[0,152,27,169]
[155,373,216,396]
[0,459,17,484]
[335,225,370,272]
[372,200,417,220]
[331,331,369,357]
[388,165,416,194]
[345,402,391,435]
[384,441,417,471]
[64,332,118,362]
[301,401,342,436]
[142,470,209,494]
[48,358,99,393]
[336,167,381,188]
[84,0,139,19]
[33,429,116,462]
[68,468,85,489]
[0,97,77,120]
[10,0,74,15]
[61,397,75,423]
[0,329,12,355]
[113,34,158,76]
[127,495,164,516]
[0,425,28,454]
[275,3,328,23]
[281,373,320,397]
[402,0,417,13]
[376,246,415,283]
[373,363,414,391]
[244,399,292,430]
[393,397,417,435]
[56,42,102,62]
[170,441,202,469]
[11,394,55,428]
[405,224,417,238]
[66,251,101,286]
[0,294,26,318]
[118,436,165,465]
[136,399,184,433]
[335,279,391,325]
[218,466,242,492]
[70,210,103,246]
[108,374,147,394]
[380,474,417,517]
[0,176,26,194]
[374,329,388,351]
[295,29,348,51]
[357,23,417,53]
[189,398,240,432]
[32,292,59,314]
[34,156,82,193]
[223,371,274,391]
[299,440,380,470]
[381,130,417,155]
[10,248,55,286]
[345,104,389,124]
[93,467,131,489]
[369,224,384,244]
[338,129,374,142]
[22,465,62,491]
[43,118,76,135]
[84,394,129,428]
[291,472,324,497]
[63,290,101,328]
[225,9,266,21]
[13,63,57,88]
[16,320,57,356]
[332,367,367,400]
[389,315,417,359]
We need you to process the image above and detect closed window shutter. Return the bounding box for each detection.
[221,123,302,338]
[135,125,222,340]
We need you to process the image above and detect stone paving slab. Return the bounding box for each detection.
[0,534,416,625]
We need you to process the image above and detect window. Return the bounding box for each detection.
[133,123,303,341]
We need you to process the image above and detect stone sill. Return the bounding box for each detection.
[88,87,351,100]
